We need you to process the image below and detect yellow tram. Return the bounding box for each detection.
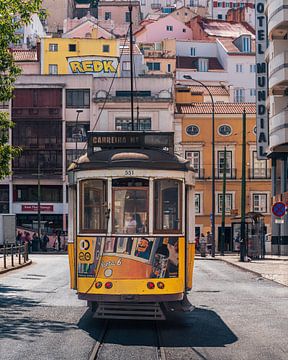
[68,131,196,319]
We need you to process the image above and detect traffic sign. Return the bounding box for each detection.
[272,202,286,217]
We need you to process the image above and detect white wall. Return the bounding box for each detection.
[176,40,218,57]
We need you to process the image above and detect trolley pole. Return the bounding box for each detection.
[129,3,134,131]
[240,109,247,262]
[220,146,227,256]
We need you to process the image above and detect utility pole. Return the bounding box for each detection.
[240,109,247,262]
[220,146,227,256]
[129,3,134,130]
[37,162,41,242]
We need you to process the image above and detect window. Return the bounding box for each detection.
[115,118,151,131]
[242,36,251,52]
[250,88,256,97]
[49,43,58,52]
[66,89,90,108]
[0,101,9,109]
[195,193,200,214]
[198,58,208,72]
[66,122,89,142]
[14,185,62,202]
[250,64,256,73]
[48,64,58,75]
[253,194,268,213]
[102,44,110,53]
[166,25,173,31]
[122,61,131,71]
[116,90,151,97]
[105,12,111,20]
[217,150,232,178]
[185,151,200,175]
[147,62,161,71]
[218,14,223,19]
[81,180,108,232]
[154,179,182,233]
[234,88,244,103]
[113,178,148,234]
[141,0,146,4]
[218,124,232,136]
[183,28,186,33]
[236,64,243,72]
[125,12,130,23]
[0,186,9,213]
[253,126,257,135]
[167,63,171,72]
[186,125,199,136]
[218,193,233,214]
[68,44,76,52]
[190,47,196,56]
[252,151,268,178]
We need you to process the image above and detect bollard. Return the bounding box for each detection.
[11,245,14,267]
[24,242,29,262]
[3,246,7,269]
[18,245,21,265]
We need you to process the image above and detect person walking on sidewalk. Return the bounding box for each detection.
[206,231,212,255]
[200,233,207,257]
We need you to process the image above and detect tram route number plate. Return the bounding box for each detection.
[124,170,134,176]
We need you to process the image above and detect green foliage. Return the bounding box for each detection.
[0,0,42,180]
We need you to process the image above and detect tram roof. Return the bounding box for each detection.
[68,132,193,172]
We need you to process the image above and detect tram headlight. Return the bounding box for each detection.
[95,281,102,289]
[105,282,113,289]
[157,282,165,289]
[147,282,155,289]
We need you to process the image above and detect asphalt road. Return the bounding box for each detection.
[0,255,287,360]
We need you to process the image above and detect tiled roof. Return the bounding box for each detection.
[176,85,229,96]
[176,56,224,71]
[177,103,256,114]
[200,19,255,39]
[12,49,38,62]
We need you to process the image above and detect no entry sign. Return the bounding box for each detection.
[272,202,286,218]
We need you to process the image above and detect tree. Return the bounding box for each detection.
[0,0,42,180]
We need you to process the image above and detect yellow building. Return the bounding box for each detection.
[176,102,271,250]
[42,38,119,75]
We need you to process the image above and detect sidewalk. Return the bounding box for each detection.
[196,254,288,287]
[0,254,32,274]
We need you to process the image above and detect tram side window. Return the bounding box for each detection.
[154,179,182,233]
[81,180,107,232]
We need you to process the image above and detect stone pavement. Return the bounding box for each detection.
[216,254,288,287]
[0,254,31,274]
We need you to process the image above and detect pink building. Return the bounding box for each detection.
[134,14,192,43]
[12,46,40,75]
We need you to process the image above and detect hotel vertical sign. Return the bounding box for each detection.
[255,0,268,159]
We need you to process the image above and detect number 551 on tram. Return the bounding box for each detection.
[68,132,196,320]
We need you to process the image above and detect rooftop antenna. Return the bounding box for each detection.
[129,2,134,130]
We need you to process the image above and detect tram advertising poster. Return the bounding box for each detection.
[77,236,181,279]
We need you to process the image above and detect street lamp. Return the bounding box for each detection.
[183,75,216,257]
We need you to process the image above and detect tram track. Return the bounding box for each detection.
[88,319,167,360]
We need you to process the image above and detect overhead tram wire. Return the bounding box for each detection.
[79,28,130,155]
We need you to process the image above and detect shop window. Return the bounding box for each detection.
[115,118,151,131]
[66,122,89,142]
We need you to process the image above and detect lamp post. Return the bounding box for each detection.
[75,109,83,159]
[183,75,216,257]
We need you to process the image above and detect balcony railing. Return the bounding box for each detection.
[194,168,205,179]
[215,168,237,179]
[12,107,62,119]
[248,168,271,179]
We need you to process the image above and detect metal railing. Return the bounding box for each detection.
[0,243,29,270]
[248,168,271,179]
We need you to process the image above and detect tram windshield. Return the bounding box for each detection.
[112,178,149,234]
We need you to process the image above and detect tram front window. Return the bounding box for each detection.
[154,179,182,233]
[81,179,107,232]
[113,178,148,234]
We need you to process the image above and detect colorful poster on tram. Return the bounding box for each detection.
[77,236,181,279]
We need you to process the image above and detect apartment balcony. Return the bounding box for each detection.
[194,168,205,180]
[267,0,288,36]
[270,109,288,148]
[269,51,288,90]
[248,168,271,180]
[12,107,62,119]
[215,168,237,180]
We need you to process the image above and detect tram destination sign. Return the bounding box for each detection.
[88,132,174,153]
[255,0,269,159]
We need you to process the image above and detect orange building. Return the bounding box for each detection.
[175,102,271,250]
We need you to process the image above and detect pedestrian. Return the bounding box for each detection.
[42,233,49,252]
[32,232,39,252]
[16,231,22,246]
[199,233,207,257]
[206,231,212,255]
[57,231,61,252]
[195,235,200,252]
[24,232,32,253]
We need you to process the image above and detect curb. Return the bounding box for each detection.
[218,258,263,278]
[0,259,32,275]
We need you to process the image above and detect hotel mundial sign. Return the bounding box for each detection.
[255,0,268,159]
[67,56,119,77]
